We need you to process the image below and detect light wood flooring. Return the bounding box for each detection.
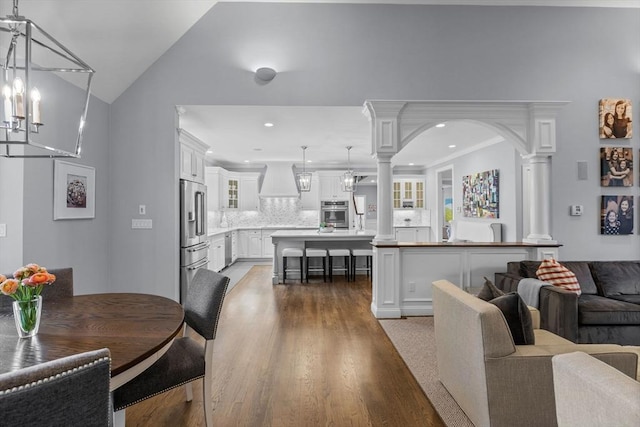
[124,265,445,426]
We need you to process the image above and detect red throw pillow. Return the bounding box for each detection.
[536,258,582,296]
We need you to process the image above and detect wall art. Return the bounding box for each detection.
[599,98,632,139]
[462,169,499,218]
[600,147,633,187]
[53,160,96,220]
[600,195,633,235]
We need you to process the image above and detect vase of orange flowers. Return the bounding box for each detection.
[0,263,56,338]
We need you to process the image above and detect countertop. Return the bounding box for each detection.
[271,229,376,239]
[207,225,317,236]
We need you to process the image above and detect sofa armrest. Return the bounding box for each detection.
[539,286,579,342]
[528,306,540,329]
[553,351,640,427]
[494,272,521,293]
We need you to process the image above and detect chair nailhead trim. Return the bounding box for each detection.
[0,356,111,395]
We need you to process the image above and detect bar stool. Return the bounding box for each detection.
[351,249,373,281]
[305,248,327,283]
[282,248,304,283]
[328,249,351,282]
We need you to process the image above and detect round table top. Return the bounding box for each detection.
[0,293,184,377]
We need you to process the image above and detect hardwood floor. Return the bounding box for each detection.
[124,265,445,426]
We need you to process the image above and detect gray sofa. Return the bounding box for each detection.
[495,261,640,345]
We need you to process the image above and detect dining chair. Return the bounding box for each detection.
[112,268,230,427]
[0,348,112,427]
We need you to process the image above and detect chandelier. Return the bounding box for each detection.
[297,145,312,192]
[0,0,94,158]
[341,146,355,192]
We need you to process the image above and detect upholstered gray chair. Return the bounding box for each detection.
[113,268,230,427]
[0,348,112,427]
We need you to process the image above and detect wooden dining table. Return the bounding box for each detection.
[0,293,184,391]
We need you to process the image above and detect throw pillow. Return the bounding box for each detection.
[476,277,505,301]
[536,258,582,296]
[488,293,535,345]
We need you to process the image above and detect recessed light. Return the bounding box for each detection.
[244,160,250,163]
[436,123,446,128]
[264,122,274,127]
[307,160,312,163]
[206,149,213,154]
[409,163,414,166]
[448,144,456,148]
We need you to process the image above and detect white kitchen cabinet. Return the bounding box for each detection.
[395,227,430,242]
[209,234,226,272]
[318,172,347,200]
[225,175,239,209]
[240,174,260,211]
[238,230,262,258]
[262,229,276,258]
[205,167,223,211]
[179,130,208,184]
[300,173,319,209]
[231,230,238,262]
[393,177,425,209]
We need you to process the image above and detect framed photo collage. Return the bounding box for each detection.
[599,99,635,235]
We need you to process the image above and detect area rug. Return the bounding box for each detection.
[378,317,474,427]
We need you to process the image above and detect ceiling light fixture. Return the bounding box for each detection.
[0,0,94,158]
[449,144,456,148]
[255,67,277,83]
[297,145,311,192]
[341,146,356,192]
[436,123,446,128]
[264,122,274,127]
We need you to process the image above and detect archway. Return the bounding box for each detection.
[363,100,568,244]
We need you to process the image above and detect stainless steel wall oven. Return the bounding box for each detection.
[320,200,349,229]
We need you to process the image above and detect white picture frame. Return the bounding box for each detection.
[53,160,96,220]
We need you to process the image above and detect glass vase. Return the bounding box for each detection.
[12,295,42,338]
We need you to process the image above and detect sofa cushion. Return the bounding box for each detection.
[476,277,505,301]
[578,294,640,325]
[536,258,582,295]
[518,260,597,294]
[610,295,640,305]
[488,293,535,345]
[589,261,640,297]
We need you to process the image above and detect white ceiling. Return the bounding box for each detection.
[5,0,637,168]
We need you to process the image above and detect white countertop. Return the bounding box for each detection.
[208,225,317,236]
[271,229,376,239]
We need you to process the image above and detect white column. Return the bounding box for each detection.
[374,154,395,243]
[523,154,556,244]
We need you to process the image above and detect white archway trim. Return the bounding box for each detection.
[363,99,569,244]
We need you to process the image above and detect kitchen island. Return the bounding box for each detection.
[270,229,376,284]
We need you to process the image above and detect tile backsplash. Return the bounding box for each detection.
[208,198,319,229]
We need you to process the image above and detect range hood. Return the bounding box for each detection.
[259,162,300,198]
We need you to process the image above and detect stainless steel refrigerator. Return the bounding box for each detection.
[179,179,208,303]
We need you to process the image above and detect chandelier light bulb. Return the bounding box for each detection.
[30,87,41,125]
[13,77,24,119]
[2,85,12,123]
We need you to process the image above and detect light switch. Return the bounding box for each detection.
[139,205,146,215]
[0,223,6,237]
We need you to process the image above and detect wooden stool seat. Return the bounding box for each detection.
[328,249,351,282]
[305,248,327,283]
[282,248,304,283]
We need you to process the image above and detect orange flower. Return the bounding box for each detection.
[26,272,51,286]
[0,274,6,283]
[0,279,19,296]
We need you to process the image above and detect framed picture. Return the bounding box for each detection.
[599,98,632,139]
[600,147,633,187]
[53,160,96,220]
[600,195,633,235]
[462,169,499,218]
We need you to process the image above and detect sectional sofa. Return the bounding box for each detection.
[495,261,640,345]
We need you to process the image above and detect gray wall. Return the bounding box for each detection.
[105,3,639,298]
[5,77,110,295]
[426,141,519,241]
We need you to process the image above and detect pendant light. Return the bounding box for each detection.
[341,146,356,192]
[0,0,94,158]
[297,145,312,192]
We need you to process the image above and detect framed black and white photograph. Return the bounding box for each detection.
[599,98,632,139]
[53,160,96,220]
[600,195,634,235]
[600,147,633,187]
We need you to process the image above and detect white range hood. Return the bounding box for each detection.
[259,162,300,198]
